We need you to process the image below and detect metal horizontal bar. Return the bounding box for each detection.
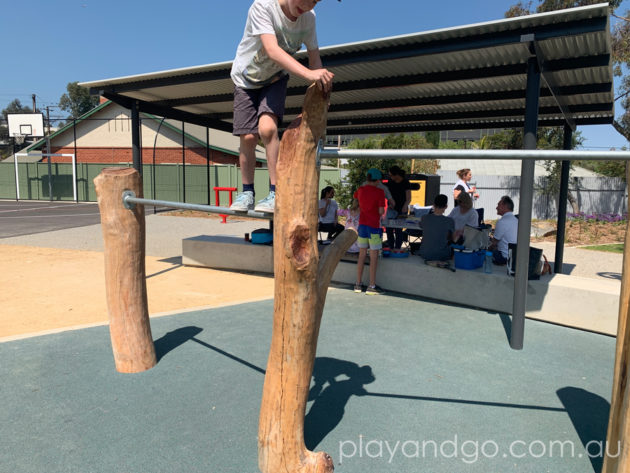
[121,192,272,220]
[318,148,630,161]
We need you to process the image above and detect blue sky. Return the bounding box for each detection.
[3,0,628,149]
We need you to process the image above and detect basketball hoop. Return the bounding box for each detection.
[14,134,26,146]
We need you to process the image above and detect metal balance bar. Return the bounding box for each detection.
[121,190,273,220]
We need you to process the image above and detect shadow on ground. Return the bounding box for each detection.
[557,387,610,473]
[305,357,375,450]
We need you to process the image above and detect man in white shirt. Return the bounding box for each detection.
[489,195,518,265]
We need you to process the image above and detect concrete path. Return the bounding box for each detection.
[0,211,622,281]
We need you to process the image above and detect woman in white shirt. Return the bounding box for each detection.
[448,191,479,243]
[452,168,479,206]
[318,186,344,240]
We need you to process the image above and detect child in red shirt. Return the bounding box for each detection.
[353,168,386,295]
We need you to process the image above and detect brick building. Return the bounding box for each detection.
[24,99,265,165]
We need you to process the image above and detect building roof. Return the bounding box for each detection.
[24,101,265,161]
[80,3,614,137]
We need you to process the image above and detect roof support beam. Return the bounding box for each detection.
[555,125,573,274]
[131,100,142,174]
[531,39,577,130]
[323,115,612,136]
[102,92,233,133]
[322,103,611,128]
[512,56,541,350]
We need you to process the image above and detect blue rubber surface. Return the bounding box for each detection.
[0,289,615,473]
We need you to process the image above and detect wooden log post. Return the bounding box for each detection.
[602,164,630,471]
[258,85,356,473]
[94,168,157,373]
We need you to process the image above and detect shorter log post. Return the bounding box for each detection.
[94,167,156,373]
[601,165,630,471]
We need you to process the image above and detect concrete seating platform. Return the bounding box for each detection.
[183,235,621,336]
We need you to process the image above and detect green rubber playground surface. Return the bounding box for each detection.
[1,288,615,473]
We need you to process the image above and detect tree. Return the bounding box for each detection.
[506,0,630,142]
[2,99,34,118]
[59,81,99,119]
[330,133,439,208]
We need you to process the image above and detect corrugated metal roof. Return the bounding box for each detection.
[79,3,614,136]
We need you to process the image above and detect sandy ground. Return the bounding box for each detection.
[0,212,622,341]
[0,244,274,340]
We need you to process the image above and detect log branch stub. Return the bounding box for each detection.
[94,167,156,373]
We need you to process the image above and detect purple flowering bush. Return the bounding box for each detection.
[567,212,628,223]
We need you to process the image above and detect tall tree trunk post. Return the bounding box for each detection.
[258,85,356,473]
[94,168,157,373]
[602,165,630,471]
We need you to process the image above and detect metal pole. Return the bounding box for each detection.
[206,127,211,205]
[46,136,53,202]
[13,138,19,201]
[131,101,142,175]
[182,121,186,203]
[555,124,572,274]
[46,106,53,201]
[72,119,78,203]
[511,56,541,350]
[152,117,165,215]
[121,190,272,220]
[317,148,630,161]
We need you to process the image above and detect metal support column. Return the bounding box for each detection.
[131,101,142,175]
[206,127,211,205]
[555,124,572,274]
[73,120,79,203]
[182,121,186,203]
[511,56,541,350]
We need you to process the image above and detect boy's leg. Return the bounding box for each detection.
[228,134,258,211]
[254,75,287,208]
[366,229,384,295]
[254,114,280,212]
[368,248,379,287]
[231,86,260,211]
[258,113,279,187]
[356,248,367,289]
[240,133,259,185]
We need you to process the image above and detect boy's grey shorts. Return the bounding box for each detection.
[232,75,289,136]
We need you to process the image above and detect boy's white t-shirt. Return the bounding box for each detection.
[231,0,318,90]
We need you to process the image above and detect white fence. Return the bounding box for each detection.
[438,171,627,221]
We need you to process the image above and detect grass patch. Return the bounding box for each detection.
[579,243,624,254]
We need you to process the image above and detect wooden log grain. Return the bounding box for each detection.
[258,85,356,473]
[94,167,157,373]
[602,164,630,471]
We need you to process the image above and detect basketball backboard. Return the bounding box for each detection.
[7,113,45,137]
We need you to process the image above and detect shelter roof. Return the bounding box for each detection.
[80,3,614,136]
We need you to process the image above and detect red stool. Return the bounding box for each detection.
[213,186,237,223]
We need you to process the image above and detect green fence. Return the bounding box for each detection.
[0,162,341,205]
